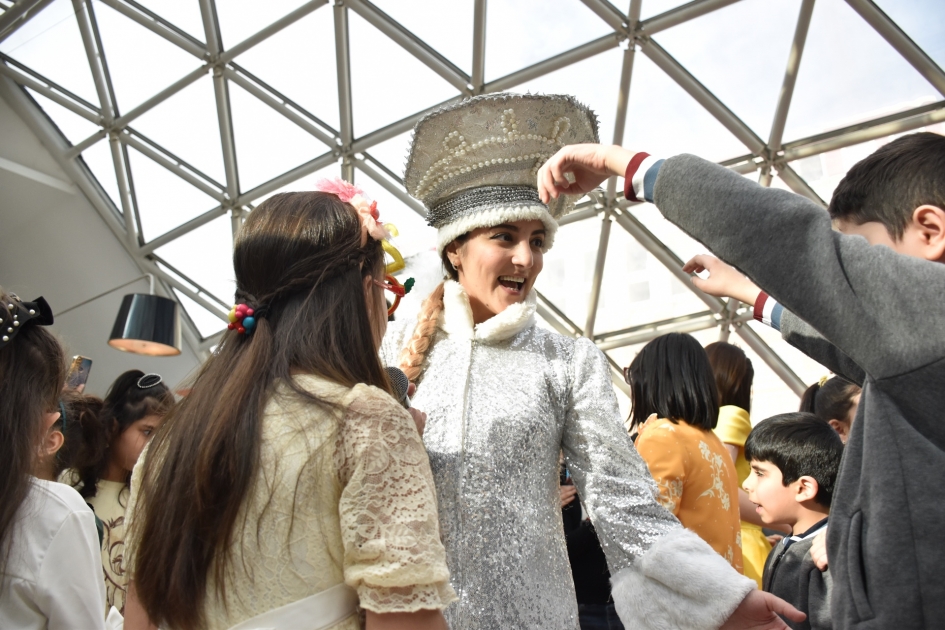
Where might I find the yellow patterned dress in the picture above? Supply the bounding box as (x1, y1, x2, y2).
(636, 415, 743, 571)
(714, 405, 771, 588)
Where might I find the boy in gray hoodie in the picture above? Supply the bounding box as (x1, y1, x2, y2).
(538, 132, 945, 629)
(744, 412, 844, 630)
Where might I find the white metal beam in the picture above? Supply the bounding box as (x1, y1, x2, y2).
(348, 0, 471, 94)
(768, 0, 815, 152)
(484, 34, 621, 93)
(471, 0, 487, 92)
(642, 0, 743, 35)
(0, 0, 53, 43)
(642, 38, 765, 155)
(334, 1, 354, 181)
(199, 0, 240, 214)
(845, 0, 945, 98)
(219, 0, 329, 64)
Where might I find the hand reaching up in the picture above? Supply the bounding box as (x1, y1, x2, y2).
(722, 590, 806, 630)
(682, 254, 762, 306)
(537, 144, 635, 203)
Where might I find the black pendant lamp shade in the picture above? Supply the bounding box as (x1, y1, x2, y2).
(108, 293, 181, 356)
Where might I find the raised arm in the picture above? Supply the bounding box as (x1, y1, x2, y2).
(683, 254, 865, 385)
(540, 145, 945, 381)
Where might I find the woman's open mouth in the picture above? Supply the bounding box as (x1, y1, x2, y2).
(498, 275, 526, 294)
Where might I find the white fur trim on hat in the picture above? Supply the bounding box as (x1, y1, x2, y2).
(435, 203, 558, 255)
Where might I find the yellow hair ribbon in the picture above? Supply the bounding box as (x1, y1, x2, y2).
(382, 223, 405, 274)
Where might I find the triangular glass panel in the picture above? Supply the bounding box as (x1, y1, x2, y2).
(154, 213, 235, 321)
(484, 0, 613, 83)
(623, 52, 749, 162)
(233, 3, 340, 132)
(228, 78, 331, 193)
(215, 0, 309, 50)
(783, 0, 941, 141)
(361, 129, 411, 181)
(372, 0, 473, 75)
(533, 216, 600, 330)
(0, 0, 100, 105)
(873, 0, 945, 69)
(25, 88, 101, 145)
(130, 74, 226, 186)
(591, 215, 706, 338)
(349, 10, 459, 137)
(507, 46, 623, 146)
(133, 0, 207, 42)
(126, 145, 222, 243)
(172, 288, 228, 338)
(655, 0, 798, 139)
(93, 1, 201, 114)
(79, 138, 122, 210)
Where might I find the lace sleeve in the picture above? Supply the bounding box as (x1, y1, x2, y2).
(336, 385, 457, 614)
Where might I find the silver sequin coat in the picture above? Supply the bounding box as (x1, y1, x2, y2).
(382, 281, 680, 629)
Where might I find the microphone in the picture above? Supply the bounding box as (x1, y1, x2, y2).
(385, 366, 411, 409)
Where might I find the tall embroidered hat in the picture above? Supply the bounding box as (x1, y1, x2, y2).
(404, 93, 599, 253)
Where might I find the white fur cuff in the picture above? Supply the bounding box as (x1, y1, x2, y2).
(435, 203, 558, 254)
(611, 528, 756, 630)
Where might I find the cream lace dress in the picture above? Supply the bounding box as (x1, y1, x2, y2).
(127, 375, 456, 630)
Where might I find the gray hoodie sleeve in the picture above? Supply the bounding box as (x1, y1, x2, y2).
(653, 154, 945, 381)
(779, 310, 865, 386)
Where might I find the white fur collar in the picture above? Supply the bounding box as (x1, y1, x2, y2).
(439, 280, 536, 342)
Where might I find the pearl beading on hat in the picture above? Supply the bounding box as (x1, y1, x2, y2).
(413, 108, 572, 201)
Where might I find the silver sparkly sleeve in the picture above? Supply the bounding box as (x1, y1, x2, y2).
(561, 337, 680, 574)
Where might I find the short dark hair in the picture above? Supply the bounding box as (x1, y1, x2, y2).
(705, 341, 753, 413)
(829, 132, 945, 239)
(626, 333, 719, 431)
(745, 412, 843, 508)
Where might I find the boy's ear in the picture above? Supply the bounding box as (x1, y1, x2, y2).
(794, 475, 820, 504)
(911, 204, 945, 262)
(42, 429, 65, 458)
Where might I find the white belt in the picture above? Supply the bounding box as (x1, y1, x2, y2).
(227, 583, 359, 630)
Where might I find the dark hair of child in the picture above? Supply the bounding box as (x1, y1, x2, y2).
(0, 288, 65, 575)
(52, 390, 105, 481)
(626, 332, 719, 431)
(65, 369, 173, 497)
(799, 376, 860, 427)
(745, 412, 844, 508)
(829, 132, 945, 238)
(704, 341, 753, 413)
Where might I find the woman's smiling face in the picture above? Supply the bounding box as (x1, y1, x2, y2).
(446, 219, 546, 325)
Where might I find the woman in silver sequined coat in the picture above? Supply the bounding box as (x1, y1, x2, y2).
(383, 93, 800, 630)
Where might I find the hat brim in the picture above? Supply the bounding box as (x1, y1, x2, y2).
(436, 203, 558, 255)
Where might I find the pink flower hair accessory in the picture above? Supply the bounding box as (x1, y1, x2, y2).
(316, 177, 391, 246)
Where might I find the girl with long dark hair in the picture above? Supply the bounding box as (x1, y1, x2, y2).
(0, 290, 105, 629)
(123, 188, 453, 630)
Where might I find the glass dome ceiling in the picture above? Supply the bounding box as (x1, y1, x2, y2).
(2, 0, 943, 418)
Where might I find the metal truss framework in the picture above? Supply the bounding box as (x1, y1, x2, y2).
(2, 0, 944, 393)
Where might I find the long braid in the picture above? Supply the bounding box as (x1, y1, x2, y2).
(399, 282, 446, 383)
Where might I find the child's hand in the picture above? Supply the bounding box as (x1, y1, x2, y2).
(722, 590, 806, 629)
(810, 529, 829, 570)
(537, 144, 634, 203)
(683, 255, 762, 306)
